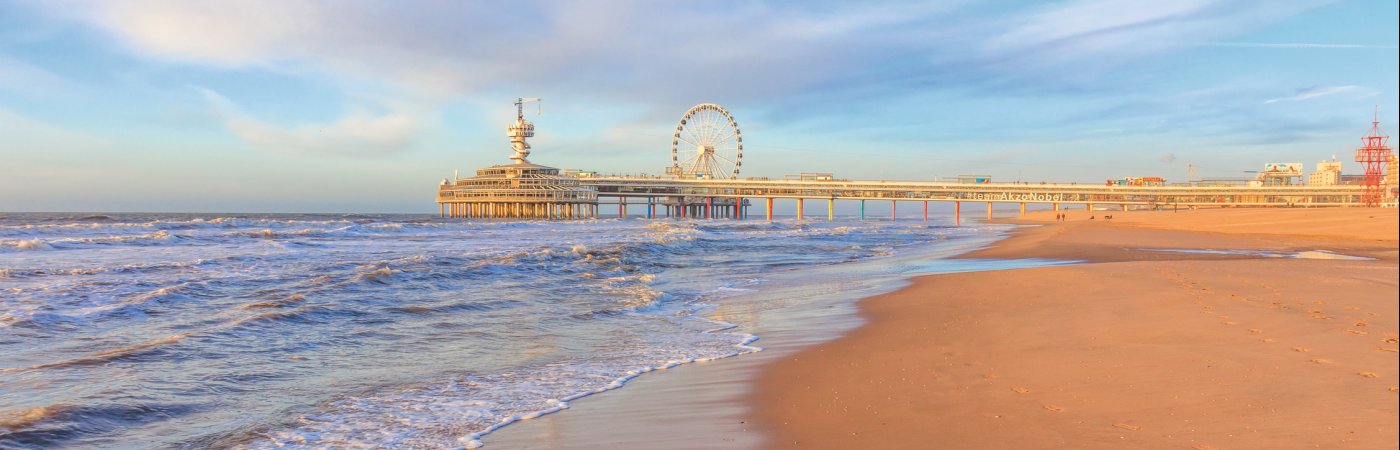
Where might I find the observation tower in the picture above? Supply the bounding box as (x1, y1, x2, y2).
(1355, 108, 1394, 207)
(437, 98, 598, 219)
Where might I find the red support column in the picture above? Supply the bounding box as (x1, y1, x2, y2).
(922, 200, 928, 222)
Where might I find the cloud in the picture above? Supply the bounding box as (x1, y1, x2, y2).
(1158, 152, 1177, 163)
(197, 87, 432, 157)
(24, 0, 1331, 154)
(1208, 42, 1400, 49)
(0, 55, 78, 97)
(1263, 85, 1363, 104)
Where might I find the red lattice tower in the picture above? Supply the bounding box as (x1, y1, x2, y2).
(1354, 108, 1393, 207)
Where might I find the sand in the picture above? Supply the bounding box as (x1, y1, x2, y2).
(756, 207, 1398, 449)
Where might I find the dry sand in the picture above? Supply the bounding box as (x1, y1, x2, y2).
(756, 208, 1398, 449)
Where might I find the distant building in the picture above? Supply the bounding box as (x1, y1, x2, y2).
(1387, 154, 1399, 200)
(1308, 159, 1343, 186)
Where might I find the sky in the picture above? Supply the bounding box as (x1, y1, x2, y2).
(1, 0, 1397, 213)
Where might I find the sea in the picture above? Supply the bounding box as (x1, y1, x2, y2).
(0, 213, 1045, 449)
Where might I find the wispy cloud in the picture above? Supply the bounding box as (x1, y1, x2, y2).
(1209, 42, 1399, 49)
(197, 87, 433, 157)
(1263, 85, 1365, 104)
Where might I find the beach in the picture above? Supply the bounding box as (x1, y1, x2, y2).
(756, 207, 1398, 449)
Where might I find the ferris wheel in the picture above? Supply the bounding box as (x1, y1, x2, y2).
(668, 103, 742, 179)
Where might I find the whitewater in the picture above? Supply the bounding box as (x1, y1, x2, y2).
(0, 213, 1005, 448)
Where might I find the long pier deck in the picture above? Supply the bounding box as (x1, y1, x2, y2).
(575, 177, 1371, 220)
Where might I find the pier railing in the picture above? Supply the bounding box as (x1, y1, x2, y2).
(576, 177, 1370, 207)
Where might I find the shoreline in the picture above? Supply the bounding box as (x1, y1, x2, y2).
(484, 207, 1397, 448)
(755, 207, 1398, 449)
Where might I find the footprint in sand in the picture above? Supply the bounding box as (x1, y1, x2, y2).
(1192, 444, 1221, 450)
(1310, 358, 1332, 364)
(1112, 423, 1141, 431)
(1259, 338, 1275, 343)
(1248, 328, 1262, 334)
(1221, 321, 1237, 326)
(1292, 347, 1309, 353)
(1389, 387, 1398, 393)
(1382, 337, 1398, 344)
(1012, 387, 1030, 394)
(1377, 347, 1397, 353)
(1043, 405, 1064, 412)
(1346, 329, 1369, 335)
(1354, 321, 1369, 327)
(1359, 372, 1378, 378)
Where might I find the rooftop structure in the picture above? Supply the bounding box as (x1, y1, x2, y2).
(1309, 159, 1343, 186)
(436, 98, 599, 219)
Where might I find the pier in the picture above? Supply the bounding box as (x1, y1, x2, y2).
(439, 100, 1391, 220)
(578, 177, 1369, 221)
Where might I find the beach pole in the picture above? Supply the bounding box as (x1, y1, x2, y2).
(647, 197, 654, 219)
(827, 199, 835, 221)
(766, 197, 774, 221)
(706, 197, 713, 219)
(679, 197, 686, 218)
(954, 201, 961, 225)
(987, 202, 993, 220)
(860, 200, 866, 220)
(1053, 202, 1059, 212)
(1086, 203, 1093, 211)
(796, 198, 804, 221)
(1020, 202, 1026, 216)
(922, 201, 928, 222)
(891, 200, 897, 221)
(736, 197, 743, 220)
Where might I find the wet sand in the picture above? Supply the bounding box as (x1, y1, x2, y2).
(756, 208, 1398, 449)
(486, 208, 1397, 449)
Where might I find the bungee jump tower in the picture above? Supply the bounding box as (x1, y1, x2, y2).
(437, 98, 599, 219)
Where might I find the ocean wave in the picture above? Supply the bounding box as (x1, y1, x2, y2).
(240, 294, 307, 309)
(221, 305, 334, 330)
(384, 299, 521, 315)
(0, 402, 196, 448)
(245, 315, 762, 450)
(1, 231, 178, 252)
(25, 334, 188, 371)
(7, 238, 52, 251)
(355, 267, 397, 283)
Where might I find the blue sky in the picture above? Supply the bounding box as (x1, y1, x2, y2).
(1, 0, 1396, 213)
